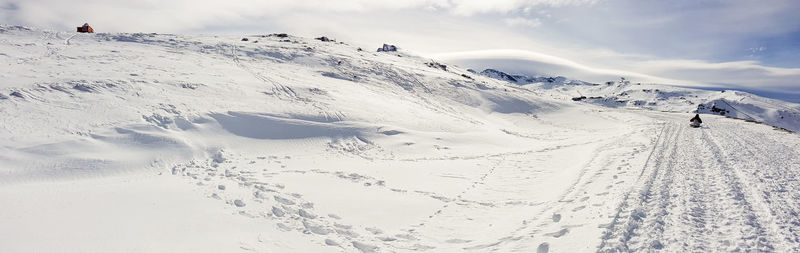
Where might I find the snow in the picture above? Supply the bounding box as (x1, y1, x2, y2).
(1, 25, 800, 252)
(476, 69, 800, 133)
(0, 174, 332, 253)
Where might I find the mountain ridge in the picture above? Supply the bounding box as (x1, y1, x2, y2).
(475, 68, 800, 132)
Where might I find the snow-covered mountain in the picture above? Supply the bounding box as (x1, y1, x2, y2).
(2, 25, 800, 253)
(472, 69, 596, 87)
(476, 68, 800, 133)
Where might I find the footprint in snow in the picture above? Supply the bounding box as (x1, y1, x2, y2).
(335, 228, 359, 238)
(365, 227, 383, 235)
(302, 220, 331, 235)
(276, 223, 292, 232)
(352, 241, 379, 253)
(298, 209, 317, 219)
(544, 228, 569, 238)
(378, 237, 397, 242)
(271, 206, 285, 217)
(334, 223, 352, 229)
(325, 239, 339, 246)
(537, 242, 549, 253)
(274, 195, 296, 205)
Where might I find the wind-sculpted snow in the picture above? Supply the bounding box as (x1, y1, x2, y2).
(208, 112, 364, 140)
(0, 124, 194, 183)
(2, 25, 800, 252)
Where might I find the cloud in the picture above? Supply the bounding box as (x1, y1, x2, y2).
(446, 0, 599, 15)
(539, 0, 800, 62)
(435, 49, 685, 84)
(634, 59, 800, 91)
(504, 17, 542, 28)
(1, 2, 18, 10)
(1, 0, 798, 99)
(436, 49, 800, 95)
(0, 0, 606, 32)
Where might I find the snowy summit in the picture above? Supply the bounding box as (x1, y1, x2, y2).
(1, 25, 800, 253)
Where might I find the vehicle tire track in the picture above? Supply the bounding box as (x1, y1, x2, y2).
(709, 121, 800, 251)
(599, 119, 782, 252)
(667, 126, 773, 251)
(598, 123, 680, 252)
(699, 124, 777, 251)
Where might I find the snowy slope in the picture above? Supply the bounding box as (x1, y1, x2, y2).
(477, 69, 800, 133)
(0, 26, 559, 182)
(2, 25, 800, 253)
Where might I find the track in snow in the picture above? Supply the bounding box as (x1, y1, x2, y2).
(599, 113, 800, 252)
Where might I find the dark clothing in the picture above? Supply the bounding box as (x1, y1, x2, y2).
(690, 114, 702, 124)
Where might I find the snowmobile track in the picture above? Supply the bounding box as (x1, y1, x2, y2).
(598, 116, 797, 252)
(710, 121, 800, 251)
(598, 123, 678, 252)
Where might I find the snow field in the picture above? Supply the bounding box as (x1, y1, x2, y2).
(2, 26, 800, 252)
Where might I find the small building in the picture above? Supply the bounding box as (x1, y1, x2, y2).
(76, 23, 94, 33)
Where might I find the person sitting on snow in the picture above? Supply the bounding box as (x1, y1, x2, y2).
(690, 114, 702, 127)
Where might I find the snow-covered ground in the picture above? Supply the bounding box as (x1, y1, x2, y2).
(1, 25, 799, 252)
(475, 69, 800, 133)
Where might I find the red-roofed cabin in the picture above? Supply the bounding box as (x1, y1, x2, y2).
(77, 23, 94, 33)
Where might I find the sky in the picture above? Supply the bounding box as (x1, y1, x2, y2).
(2, 0, 799, 100)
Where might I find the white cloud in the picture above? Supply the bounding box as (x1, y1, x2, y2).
(504, 17, 542, 28)
(435, 49, 686, 85)
(436, 49, 800, 94)
(446, 0, 599, 15)
(0, 0, 605, 32)
(1, 0, 798, 97)
(633, 59, 800, 91)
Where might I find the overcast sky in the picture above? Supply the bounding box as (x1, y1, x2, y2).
(2, 0, 799, 99)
